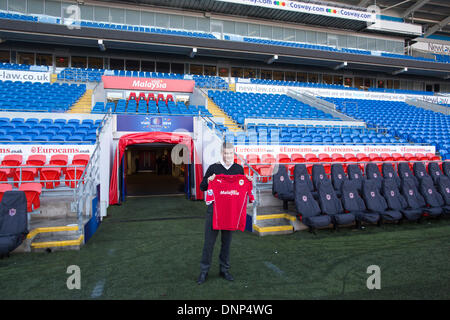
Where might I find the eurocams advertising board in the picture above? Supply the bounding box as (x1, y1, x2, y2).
(0, 144, 95, 161)
(235, 144, 436, 158)
(235, 83, 450, 105)
(215, 0, 376, 22)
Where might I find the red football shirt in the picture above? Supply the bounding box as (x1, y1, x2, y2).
(205, 174, 255, 231)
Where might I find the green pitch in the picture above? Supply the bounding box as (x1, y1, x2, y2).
(1, 195, 449, 300)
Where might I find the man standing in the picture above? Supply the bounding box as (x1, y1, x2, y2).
(197, 142, 252, 285)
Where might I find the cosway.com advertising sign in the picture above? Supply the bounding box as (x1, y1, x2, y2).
(216, 0, 376, 22)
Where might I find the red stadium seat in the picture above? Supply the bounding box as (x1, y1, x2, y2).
(318, 153, 332, 174)
(1, 155, 23, 178)
(426, 153, 440, 161)
(40, 167, 62, 189)
(234, 154, 243, 165)
(147, 93, 156, 102)
(19, 182, 42, 212)
(50, 154, 69, 175)
(138, 92, 146, 101)
(65, 167, 85, 188)
(291, 154, 305, 163)
(305, 153, 318, 174)
(277, 154, 290, 163)
(49, 154, 68, 166)
(392, 153, 404, 162)
(0, 183, 12, 202)
(128, 92, 137, 101)
(166, 94, 174, 103)
(26, 154, 46, 177)
(246, 154, 260, 165)
(13, 166, 37, 187)
(344, 153, 357, 172)
(72, 154, 90, 167)
(380, 153, 393, 162)
(261, 154, 276, 164)
(0, 169, 8, 183)
(369, 153, 383, 172)
(257, 165, 273, 183)
(403, 153, 416, 170)
(331, 153, 345, 163)
(415, 153, 427, 161)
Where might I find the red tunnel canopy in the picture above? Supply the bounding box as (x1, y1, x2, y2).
(109, 131, 203, 205)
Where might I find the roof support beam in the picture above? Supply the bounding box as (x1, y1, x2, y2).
(402, 0, 430, 18)
(424, 15, 450, 37)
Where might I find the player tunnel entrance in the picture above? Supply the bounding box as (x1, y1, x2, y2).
(124, 143, 187, 196)
(109, 132, 204, 205)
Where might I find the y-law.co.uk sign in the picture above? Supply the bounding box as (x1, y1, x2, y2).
(102, 76, 195, 92)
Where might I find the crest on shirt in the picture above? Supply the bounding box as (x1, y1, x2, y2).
(239, 179, 244, 186)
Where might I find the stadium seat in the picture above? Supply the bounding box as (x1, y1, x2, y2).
(347, 164, 364, 191)
(330, 163, 347, 194)
(293, 163, 316, 199)
(443, 162, 450, 177)
(0, 183, 13, 202)
(26, 155, 46, 177)
(341, 180, 379, 227)
(317, 180, 355, 228)
(365, 163, 383, 190)
(0, 169, 8, 182)
(311, 164, 330, 191)
(436, 176, 450, 216)
(40, 167, 62, 189)
(18, 182, 42, 212)
(1, 155, 23, 178)
(381, 179, 422, 222)
(65, 166, 85, 188)
(413, 162, 430, 182)
(362, 179, 402, 223)
(398, 162, 418, 187)
(400, 178, 428, 220)
(418, 177, 444, 217)
(272, 164, 294, 203)
(382, 163, 401, 188)
(72, 154, 90, 166)
(13, 166, 37, 187)
(294, 183, 331, 233)
(428, 162, 444, 185)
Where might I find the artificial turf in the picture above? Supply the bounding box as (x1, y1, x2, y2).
(1, 195, 449, 300)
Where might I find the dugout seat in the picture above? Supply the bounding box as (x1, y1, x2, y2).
(341, 180, 379, 227)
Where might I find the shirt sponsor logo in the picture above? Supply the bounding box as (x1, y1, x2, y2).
(220, 190, 240, 196)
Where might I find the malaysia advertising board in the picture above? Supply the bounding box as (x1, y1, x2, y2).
(116, 115, 194, 132)
(102, 76, 195, 93)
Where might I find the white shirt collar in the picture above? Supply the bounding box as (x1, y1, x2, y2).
(220, 159, 233, 170)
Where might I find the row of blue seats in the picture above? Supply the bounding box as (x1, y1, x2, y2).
(322, 97, 450, 160)
(0, 11, 216, 40)
(0, 117, 101, 144)
(242, 36, 448, 64)
(92, 101, 212, 116)
(224, 131, 403, 145)
(0, 81, 86, 112)
(248, 79, 357, 91)
(208, 90, 338, 125)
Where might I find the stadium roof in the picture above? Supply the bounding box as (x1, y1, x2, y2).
(2, 18, 449, 79)
(102, 0, 450, 38)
